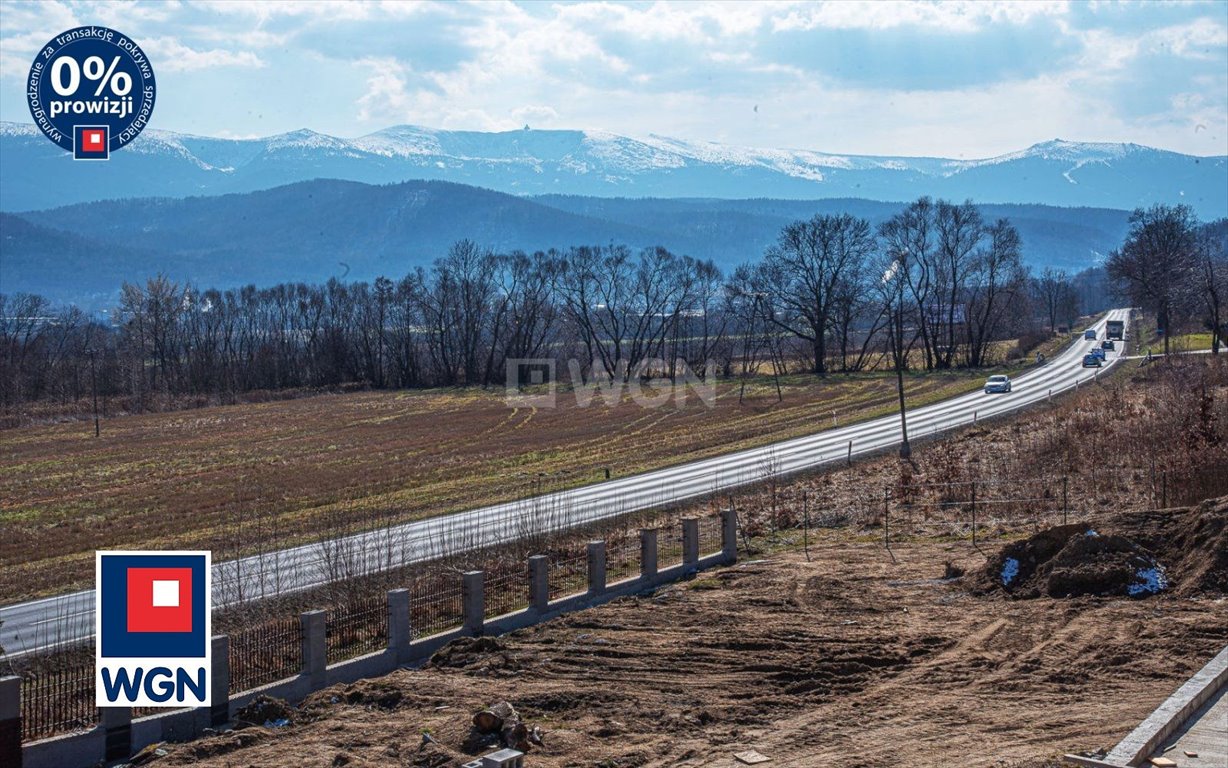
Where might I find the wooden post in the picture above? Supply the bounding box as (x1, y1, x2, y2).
(1062, 475, 1068, 525)
(883, 489, 890, 552)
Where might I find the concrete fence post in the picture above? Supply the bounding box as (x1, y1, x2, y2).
(100, 704, 132, 763)
(682, 518, 699, 567)
(528, 555, 549, 614)
(640, 529, 658, 579)
(720, 508, 738, 563)
(209, 635, 230, 726)
(387, 588, 411, 661)
(463, 571, 485, 635)
(587, 541, 607, 595)
(301, 610, 327, 690)
(0, 676, 19, 768)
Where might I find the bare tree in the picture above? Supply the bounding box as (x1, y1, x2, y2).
(1032, 267, 1077, 334)
(1195, 219, 1228, 354)
(761, 213, 875, 374)
(965, 219, 1026, 367)
(1107, 204, 1200, 356)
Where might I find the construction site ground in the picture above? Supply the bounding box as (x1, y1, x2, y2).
(152, 514, 1228, 768)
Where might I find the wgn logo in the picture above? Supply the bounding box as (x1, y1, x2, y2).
(95, 551, 211, 707)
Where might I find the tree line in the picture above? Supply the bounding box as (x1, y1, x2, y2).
(1106, 204, 1228, 356)
(1, 195, 1133, 416)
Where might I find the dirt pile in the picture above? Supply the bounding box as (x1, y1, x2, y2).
(233, 695, 295, 728)
(1111, 497, 1228, 596)
(974, 497, 1228, 598)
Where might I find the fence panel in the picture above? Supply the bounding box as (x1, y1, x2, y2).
(658, 527, 684, 568)
(484, 566, 530, 619)
(605, 536, 640, 583)
(229, 616, 303, 694)
(7, 642, 97, 742)
(548, 550, 589, 600)
(410, 572, 464, 640)
(325, 594, 388, 664)
(697, 513, 724, 556)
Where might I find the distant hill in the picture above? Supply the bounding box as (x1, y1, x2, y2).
(2, 121, 1223, 218)
(1, 179, 1132, 309)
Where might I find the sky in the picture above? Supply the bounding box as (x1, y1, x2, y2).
(1, 0, 1226, 159)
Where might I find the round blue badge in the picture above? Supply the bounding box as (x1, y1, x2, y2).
(26, 26, 156, 159)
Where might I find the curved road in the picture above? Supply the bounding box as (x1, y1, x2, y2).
(0, 309, 1131, 657)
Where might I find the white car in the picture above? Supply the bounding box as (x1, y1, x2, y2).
(984, 374, 1012, 394)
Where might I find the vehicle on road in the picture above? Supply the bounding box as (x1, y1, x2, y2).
(984, 374, 1012, 394)
(1082, 353, 1103, 367)
(1102, 339, 1115, 351)
(1106, 320, 1124, 340)
(1084, 329, 1098, 340)
(1091, 347, 1106, 360)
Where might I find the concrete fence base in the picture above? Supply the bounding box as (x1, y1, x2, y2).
(17, 514, 739, 768)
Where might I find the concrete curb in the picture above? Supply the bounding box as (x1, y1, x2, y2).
(1103, 644, 1228, 766)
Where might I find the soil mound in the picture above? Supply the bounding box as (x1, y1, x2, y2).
(1110, 497, 1228, 596)
(234, 695, 295, 729)
(973, 496, 1228, 598)
(977, 524, 1168, 599)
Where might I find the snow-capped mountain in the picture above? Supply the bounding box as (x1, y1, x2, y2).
(0, 121, 1224, 217)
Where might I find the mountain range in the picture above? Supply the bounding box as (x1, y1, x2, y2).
(1, 121, 1224, 217)
(3, 178, 1133, 309)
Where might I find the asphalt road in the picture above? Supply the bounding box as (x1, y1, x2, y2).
(0, 308, 1132, 658)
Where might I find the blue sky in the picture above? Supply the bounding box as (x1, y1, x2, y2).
(1, 0, 1225, 158)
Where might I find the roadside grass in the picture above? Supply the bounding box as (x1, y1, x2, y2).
(1168, 333, 1215, 352)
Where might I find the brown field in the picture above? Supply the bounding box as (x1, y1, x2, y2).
(150, 523, 1228, 768)
(1, 369, 995, 602)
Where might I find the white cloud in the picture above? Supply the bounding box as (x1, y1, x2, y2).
(355, 57, 414, 122)
(142, 37, 265, 71)
(0, 0, 80, 80)
(510, 104, 560, 126)
(773, 0, 1070, 33)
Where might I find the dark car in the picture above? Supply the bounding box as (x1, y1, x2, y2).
(1102, 339, 1115, 350)
(1082, 353, 1102, 367)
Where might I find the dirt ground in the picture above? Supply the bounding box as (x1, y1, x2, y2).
(152, 516, 1228, 768)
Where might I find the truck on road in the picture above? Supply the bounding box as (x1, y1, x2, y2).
(1106, 320, 1124, 340)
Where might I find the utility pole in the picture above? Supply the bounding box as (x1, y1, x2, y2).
(885, 253, 911, 460)
(88, 347, 100, 438)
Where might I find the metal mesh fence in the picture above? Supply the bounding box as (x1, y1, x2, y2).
(326, 594, 388, 664)
(657, 525, 684, 568)
(7, 642, 97, 742)
(229, 615, 303, 693)
(484, 566, 530, 619)
(880, 476, 1091, 542)
(698, 513, 724, 555)
(548, 550, 589, 600)
(605, 536, 640, 583)
(409, 572, 464, 640)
